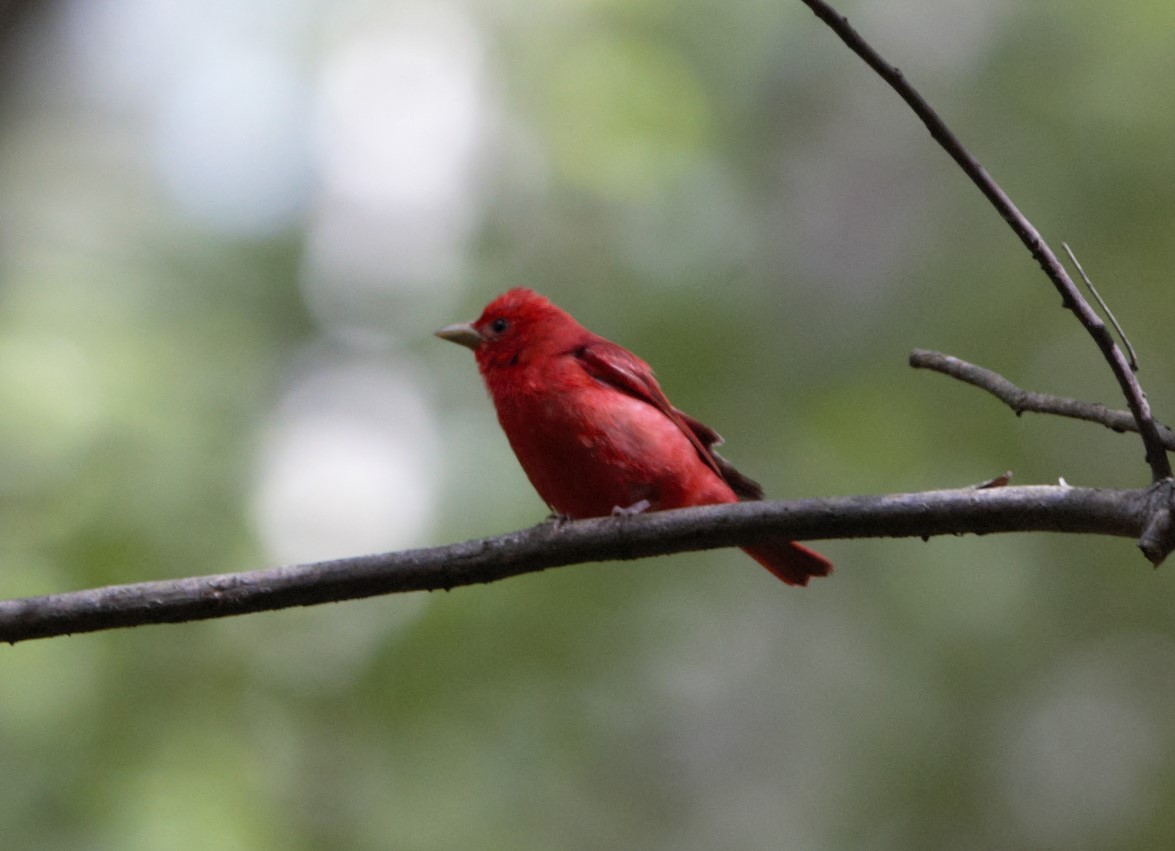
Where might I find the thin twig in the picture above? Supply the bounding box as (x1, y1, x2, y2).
(1062, 242, 1139, 371)
(798, 0, 1172, 482)
(0, 486, 1156, 644)
(910, 349, 1175, 450)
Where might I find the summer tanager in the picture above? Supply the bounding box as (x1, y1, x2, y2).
(436, 288, 832, 586)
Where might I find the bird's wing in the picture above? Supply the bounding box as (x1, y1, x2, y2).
(676, 411, 764, 500)
(574, 339, 763, 499)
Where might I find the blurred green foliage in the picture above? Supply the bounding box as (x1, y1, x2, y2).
(3, 1, 1175, 849)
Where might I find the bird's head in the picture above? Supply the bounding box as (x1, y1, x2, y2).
(436, 288, 581, 372)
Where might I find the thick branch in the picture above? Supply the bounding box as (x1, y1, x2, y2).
(910, 349, 1175, 451)
(798, 0, 1172, 482)
(0, 485, 1157, 644)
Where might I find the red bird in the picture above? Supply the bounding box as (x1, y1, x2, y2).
(436, 288, 832, 586)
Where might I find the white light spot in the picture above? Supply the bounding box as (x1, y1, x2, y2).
(301, 5, 493, 333)
(251, 353, 437, 565)
(152, 48, 312, 235)
(314, 10, 486, 211)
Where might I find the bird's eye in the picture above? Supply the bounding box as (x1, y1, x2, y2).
(490, 317, 510, 334)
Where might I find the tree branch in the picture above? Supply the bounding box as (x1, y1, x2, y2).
(909, 349, 1175, 450)
(0, 485, 1164, 644)
(3, 4, 1170, 647)
(798, 0, 1172, 482)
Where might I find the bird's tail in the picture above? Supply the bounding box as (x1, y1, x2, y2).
(742, 541, 833, 587)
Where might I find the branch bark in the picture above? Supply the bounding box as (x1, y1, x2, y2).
(0, 485, 1157, 644)
(798, 0, 1172, 482)
(910, 349, 1175, 450)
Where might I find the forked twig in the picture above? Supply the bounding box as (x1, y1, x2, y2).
(910, 349, 1175, 451)
(1062, 242, 1139, 371)
(798, 0, 1172, 482)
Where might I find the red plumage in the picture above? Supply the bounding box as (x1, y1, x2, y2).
(437, 288, 832, 586)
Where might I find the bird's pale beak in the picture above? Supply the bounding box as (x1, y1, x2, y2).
(435, 321, 483, 350)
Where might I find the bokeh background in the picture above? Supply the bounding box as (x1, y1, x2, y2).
(3, 0, 1175, 848)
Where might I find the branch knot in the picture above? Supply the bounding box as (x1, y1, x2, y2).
(1138, 478, 1175, 566)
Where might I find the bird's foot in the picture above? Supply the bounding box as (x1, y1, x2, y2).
(611, 499, 652, 517)
(544, 511, 574, 530)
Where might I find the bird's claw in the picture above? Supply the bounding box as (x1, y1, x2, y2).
(544, 512, 573, 530)
(611, 499, 652, 517)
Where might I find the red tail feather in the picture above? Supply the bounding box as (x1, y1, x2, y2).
(743, 541, 833, 587)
